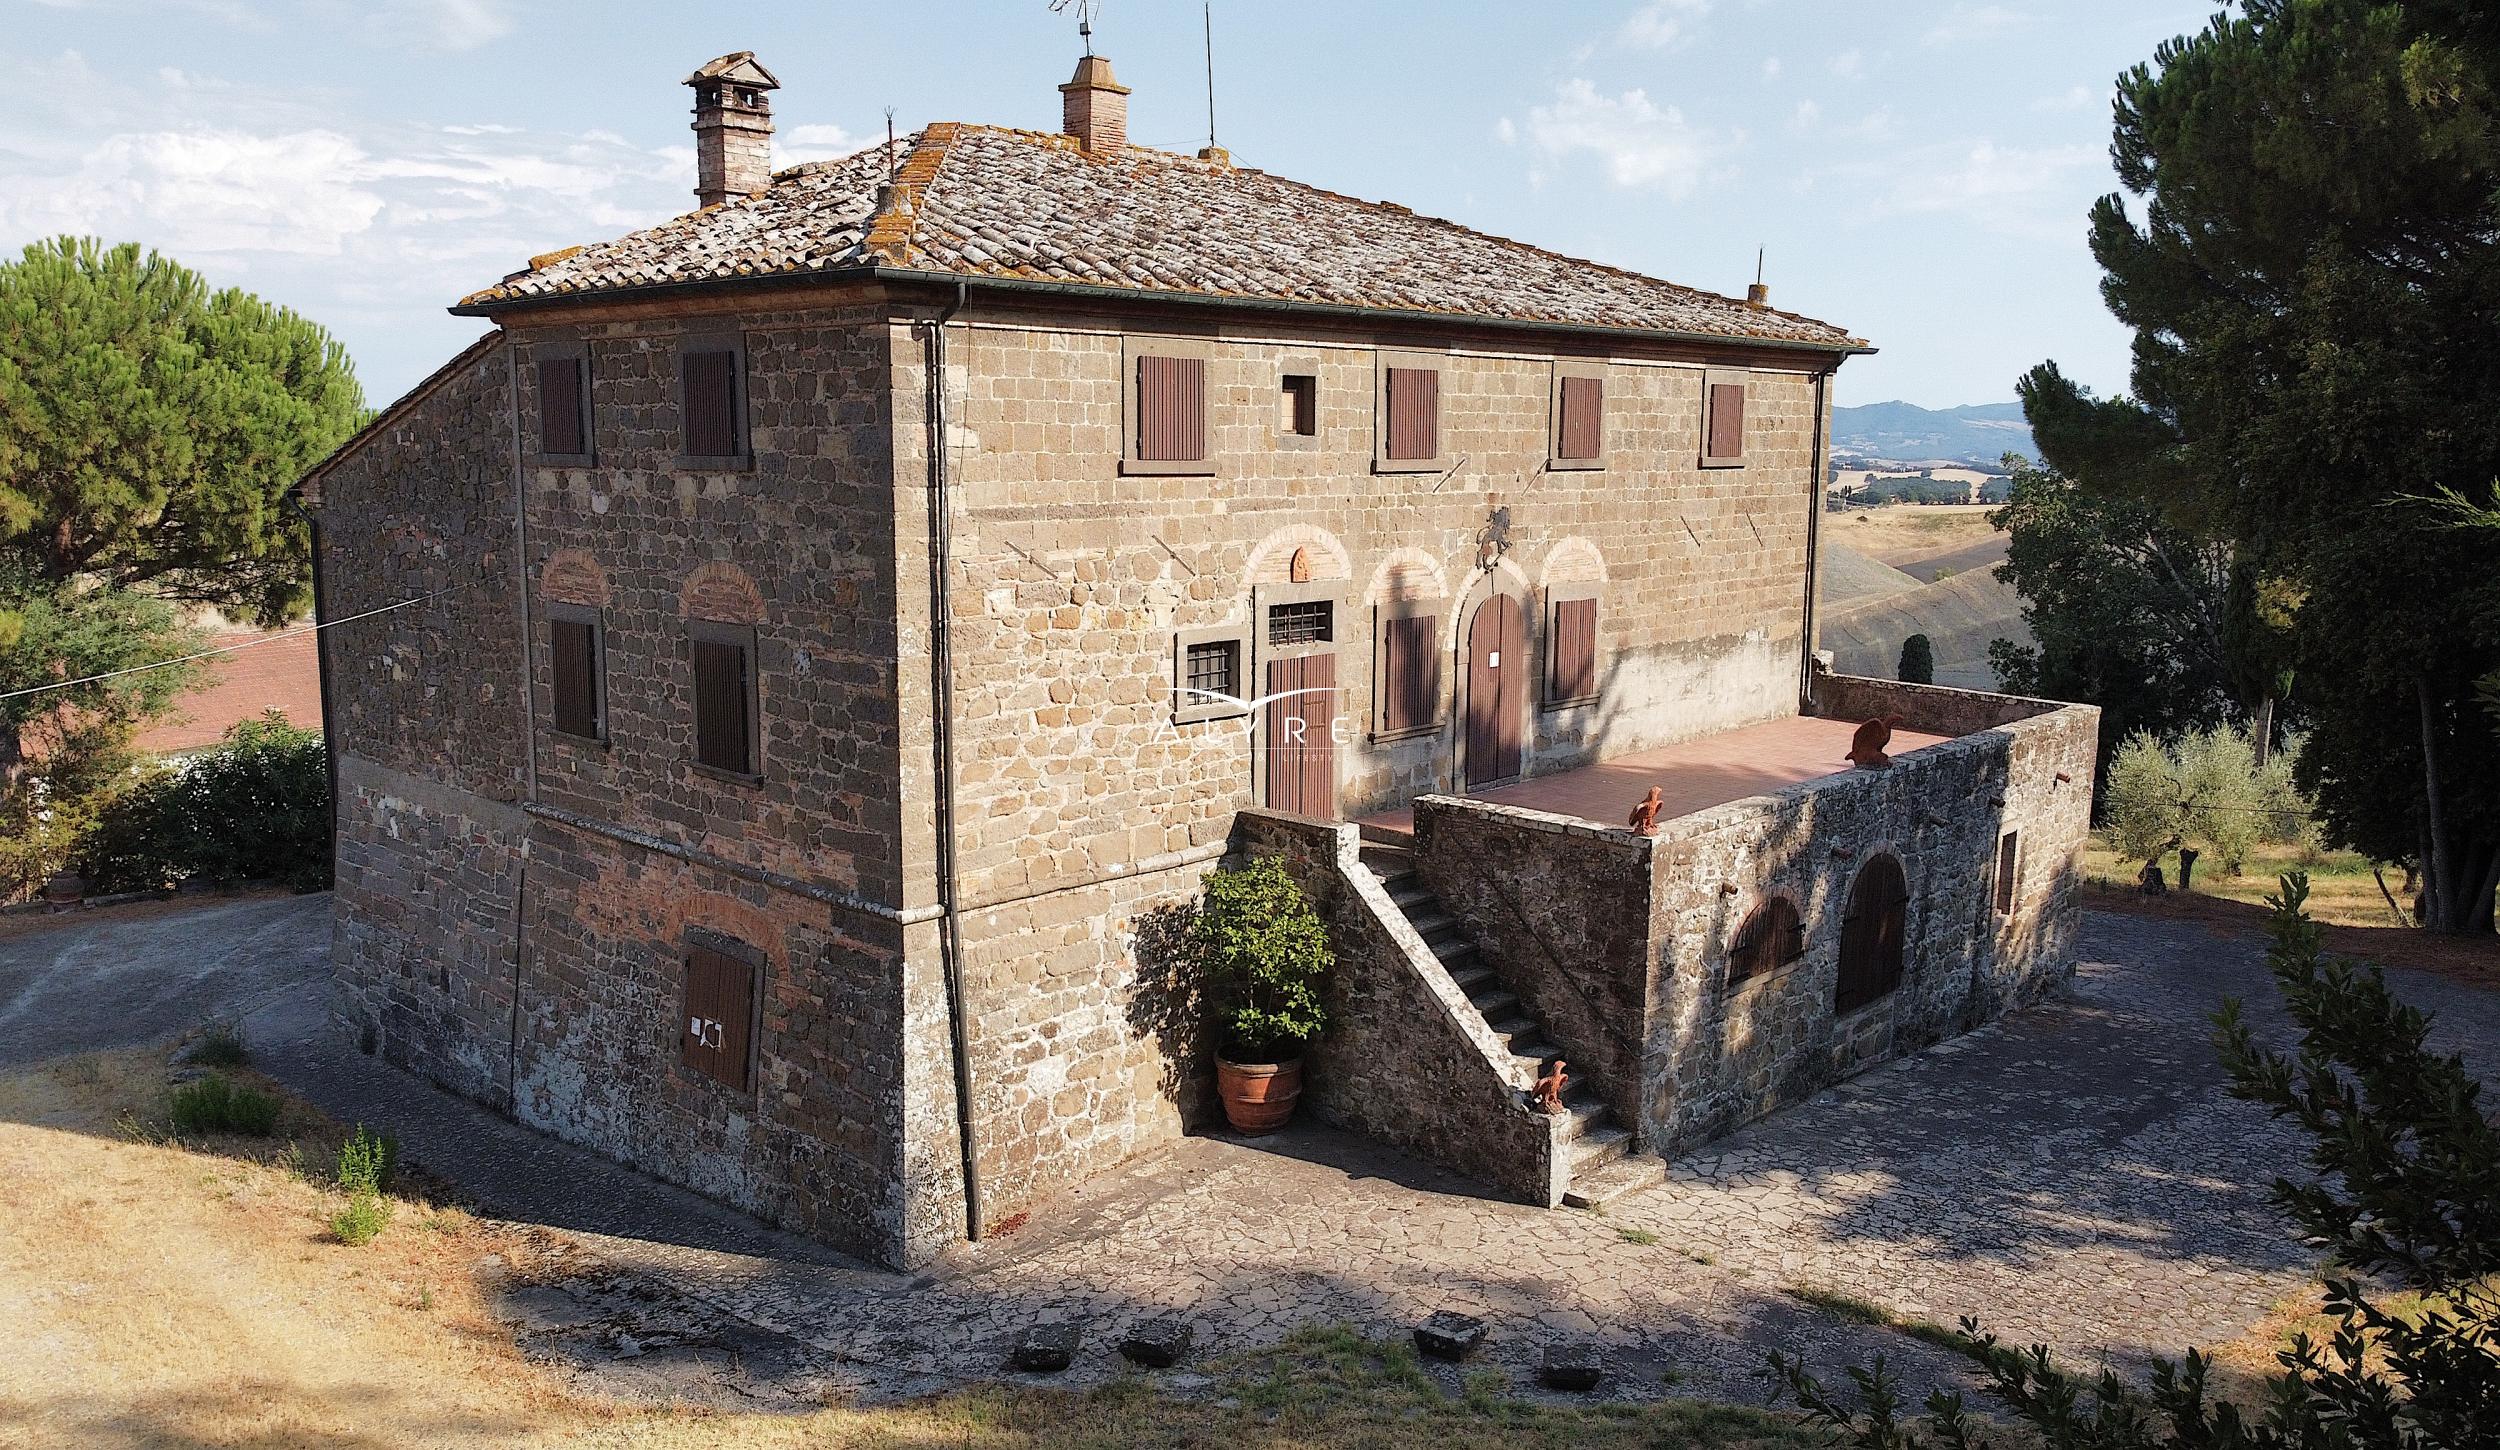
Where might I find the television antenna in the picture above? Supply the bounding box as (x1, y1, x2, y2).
(1049, 0, 1101, 56)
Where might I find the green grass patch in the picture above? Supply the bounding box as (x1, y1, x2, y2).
(186, 1022, 249, 1069)
(1615, 1226, 1660, 1246)
(1782, 1284, 1969, 1355)
(336, 1124, 397, 1196)
(167, 1073, 282, 1137)
(329, 1190, 391, 1246)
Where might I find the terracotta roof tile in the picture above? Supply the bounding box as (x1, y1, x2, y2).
(458, 126, 1863, 350)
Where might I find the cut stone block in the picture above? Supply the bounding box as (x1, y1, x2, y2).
(1118, 1317, 1193, 1368)
(1414, 1310, 1487, 1361)
(1010, 1322, 1079, 1373)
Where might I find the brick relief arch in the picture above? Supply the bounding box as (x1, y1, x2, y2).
(539, 550, 612, 609)
(1242, 525, 1351, 588)
(680, 561, 766, 624)
(1538, 536, 1609, 589)
(1364, 547, 1448, 608)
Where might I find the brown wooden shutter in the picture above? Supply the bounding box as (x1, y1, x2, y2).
(1558, 375, 1603, 461)
(1729, 896, 1803, 985)
(1263, 653, 1336, 817)
(539, 356, 585, 457)
(550, 617, 598, 738)
(1382, 614, 1440, 733)
(1551, 597, 1597, 702)
(682, 349, 740, 458)
(1708, 381, 1747, 462)
(1994, 832, 2019, 914)
(681, 946, 756, 1091)
(1386, 367, 1440, 460)
(1136, 355, 1206, 462)
(691, 635, 753, 774)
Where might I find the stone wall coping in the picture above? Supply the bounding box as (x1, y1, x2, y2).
(1411, 794, 1659, 857)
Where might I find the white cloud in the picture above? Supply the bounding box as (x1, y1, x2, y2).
(1494, 116, 1518, 146)
(1828, 49, 1864, 78)
(1761, 57, 1783, 81)
(1789, 100, 1820, 132)
(1923, 3, 2026, 47)
(781, 123, 862, 160)
(1619, 0, 1709, 50)
(366, 0, 510, 51)
(1518, 79, 1725, 196)
(2032, 84, 2100, 113)
(1856, 140, 2105, 238)
(4, 130, 383, 255)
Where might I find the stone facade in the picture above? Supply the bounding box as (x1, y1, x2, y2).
(307, 268, 1955, 1264)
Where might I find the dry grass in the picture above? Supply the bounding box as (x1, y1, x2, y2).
(1831, 504, 2002, 565)
(0, 1046, 1830, 1450)
(2082, 834, 2500, 988)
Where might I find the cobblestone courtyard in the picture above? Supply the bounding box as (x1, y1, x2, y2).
(5, 900, 2495, 1405)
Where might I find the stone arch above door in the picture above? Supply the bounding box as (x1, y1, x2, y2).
(1244, 525, 1351, 589)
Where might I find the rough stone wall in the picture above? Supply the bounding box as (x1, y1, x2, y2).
(1814, 672, 2061, 738)
(883, 308, 1831, 1224)
(514, 820, 911, 1260)
(1241, 812, 1565, 1206)
(1644, 689, 2100, 1153)
(313, 340, 531, 1108)
(1409, 798, 1658, 1131)
(511, 307, 905, 903)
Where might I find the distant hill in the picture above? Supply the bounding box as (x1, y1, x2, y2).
(1833, 401, 2036, 469)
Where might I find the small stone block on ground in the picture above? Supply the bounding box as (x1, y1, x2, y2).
(1010, 1322, 1079, 1373)
(1118, 1317, 1192, 1368)
(1539, 1342, 1607, 1392)
(1561, 1154, 1668, 1210)
(1414, 1310, 1487, 1361)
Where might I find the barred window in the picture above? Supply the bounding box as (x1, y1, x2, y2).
(1268, 600, 1333, 647)
(1185, 638, 1239, 703)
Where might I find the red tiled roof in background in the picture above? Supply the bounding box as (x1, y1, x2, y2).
(133, 628, 323, 756)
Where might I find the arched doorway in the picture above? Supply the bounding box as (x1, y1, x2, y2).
(1464, 592, 1525, 788)
(1835, 854, 1909, 1013)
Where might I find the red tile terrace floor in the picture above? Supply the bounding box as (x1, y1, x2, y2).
(1359, 713, 1953, 837)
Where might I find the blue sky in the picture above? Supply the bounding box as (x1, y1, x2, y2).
(2, 0, 2215, 410)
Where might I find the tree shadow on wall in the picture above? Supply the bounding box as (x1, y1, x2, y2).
(1127, 899, 1215, 1127)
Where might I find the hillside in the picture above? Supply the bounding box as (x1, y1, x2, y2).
(1832, 400, 2036, 469)
(1817, 505, 2030, 691)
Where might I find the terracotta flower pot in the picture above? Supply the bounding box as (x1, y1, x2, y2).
(41, 871, 85, 907)
(1216, 1056, 1304, 1136)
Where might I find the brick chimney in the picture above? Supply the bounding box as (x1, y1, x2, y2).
(1059, 55, 1130, 153)
(685, 52, 781, 209)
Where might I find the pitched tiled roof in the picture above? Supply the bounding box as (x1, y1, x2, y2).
(457, 124, 1864, 351)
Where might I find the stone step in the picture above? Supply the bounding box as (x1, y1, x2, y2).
(1556, 1091, 1610, 1139)
(1562, 1152, 1668, 1210)
(1448, 962, 1498, 996)
(1389, 882, 1434, 912)
(1408, 911, 1461, 944)
(1488, 1015, 1539, 1044)
(1468, 987, 1519, 1021)
(1428, 936, 1476, 968)
(1506, 1036, 1556, 1068)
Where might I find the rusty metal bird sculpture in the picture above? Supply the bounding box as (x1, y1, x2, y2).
(1846, 715, 1900, 770)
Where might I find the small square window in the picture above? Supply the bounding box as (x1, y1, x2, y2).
(1268, 600, 1333, 647)
(1185, 638, 1239, 702)
(1280, 374, 1317, 437)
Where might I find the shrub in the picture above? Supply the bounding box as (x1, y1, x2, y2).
(1185, 856, 1333, 1062)
(337, 1124, 397, 1196)
(82, 713, 330, 894)
(1897, 634, 1935, 685)
(185, 1022, 249, 1068)
(167, 1074, 282, 1137)
(1773, 874, 2500, 1447)
(330, 1191, 390, 1246)
(2105, 723, 2316, 876)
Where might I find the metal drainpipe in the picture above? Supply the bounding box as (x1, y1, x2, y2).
(921, 280, 985, 1242)
(1799, 366, 1831, 714)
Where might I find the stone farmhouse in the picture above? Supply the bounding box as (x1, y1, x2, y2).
(298, 51, 2098, 1268)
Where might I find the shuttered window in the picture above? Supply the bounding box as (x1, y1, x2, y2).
(538, 354, 587, 458)
(1556, 375, 1603, 462)
(681, 346, 743, 459)
(1135, 354, 1207, 462)
(1705, 379, 1747, 465)
(1379, 613, 1441, 735)
(1385, 366, 1440, 461)
(680, 945, 757, 1091)
(1994, 832, 2020, 915)
(1549, 597, 1597, 703)
(549, 614, 602, 740)
(1729, 896, 1805, 985)
(1835, 855, 1909, 1013)
(691, 629, 755, 776)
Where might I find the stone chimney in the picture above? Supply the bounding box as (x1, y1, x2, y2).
(1746, 282, 1772, 309)
(1059, 55, 1130, 154)
(685, 52, 781, 209)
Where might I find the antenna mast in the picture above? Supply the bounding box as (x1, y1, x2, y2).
(1049, 0, 1100, 56)
(1204, 2, 1219, 150)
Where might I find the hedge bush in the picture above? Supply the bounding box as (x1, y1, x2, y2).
(82, 712, 329, 894)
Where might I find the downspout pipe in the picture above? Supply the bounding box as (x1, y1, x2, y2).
(920, 280, 984, 1241)
(1799, 366, 1831, 714)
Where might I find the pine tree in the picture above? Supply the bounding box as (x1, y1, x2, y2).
(1897, 634, 1935, 686)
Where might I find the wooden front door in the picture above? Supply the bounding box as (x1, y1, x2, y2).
(1263, 652, 1337, 817)
(1465, 594, 1524, 788)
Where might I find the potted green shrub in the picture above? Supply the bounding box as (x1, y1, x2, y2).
(1187, 855, 1334, 1135)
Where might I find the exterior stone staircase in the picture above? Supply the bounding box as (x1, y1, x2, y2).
(1360, 844, 1665, 1209)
